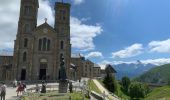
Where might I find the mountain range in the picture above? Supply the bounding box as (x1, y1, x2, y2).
(135, 64, 170, 84)
(113, 60, 156, 79)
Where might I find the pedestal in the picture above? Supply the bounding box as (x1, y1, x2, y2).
(59, 80, 68, 93)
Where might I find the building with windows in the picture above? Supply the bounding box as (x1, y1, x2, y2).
(71, 54, 85, 80)
(83, 59, 94, 78)
(93, 64, 101, 77)
(0, 56, 13, 81)
(12, 0, 71, 81)
(101, 64, 117, 78)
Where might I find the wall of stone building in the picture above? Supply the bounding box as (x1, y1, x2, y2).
(93, 67, 101, 77)
(0, 56, 13, 81)
(83, 60, 94, 78)
(71, 58, 84, 80)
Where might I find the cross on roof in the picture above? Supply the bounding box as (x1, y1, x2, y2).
(45, 18, 47, 23)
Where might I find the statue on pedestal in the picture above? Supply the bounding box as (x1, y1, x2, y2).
(58, 54, 68, 93)
(58, 54, 67, 81)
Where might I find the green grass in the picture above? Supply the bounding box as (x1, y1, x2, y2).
(135, 64, 170, 83)
(98, 79, 130, 100)
(145, 86, 170, 100)
(88, 79, 102, 94)
(21, 91, 89, 100)
(115, 82, 130, 100)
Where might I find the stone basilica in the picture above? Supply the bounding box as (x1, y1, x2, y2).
(12, 0, 71, 81)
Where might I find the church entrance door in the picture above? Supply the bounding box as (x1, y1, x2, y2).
(21, 69, 26, 80)
(39, 69, 46, 80)
(39, 63, 47, 80)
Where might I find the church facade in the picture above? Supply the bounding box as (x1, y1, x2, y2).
(12, 0, 71, 81)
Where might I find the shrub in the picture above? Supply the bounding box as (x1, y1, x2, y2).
(121, 76, 131, 92)
(129, 82, 149, 99)
(103, 73, 117, 93)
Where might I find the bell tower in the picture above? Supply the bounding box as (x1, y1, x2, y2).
(54, 2, 71, 79)
(13, 0, 39, 80)
(17, 0, 39, 35)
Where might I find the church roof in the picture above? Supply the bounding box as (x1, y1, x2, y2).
(34, 22, 56, 33)
(105, 64, 117, 73)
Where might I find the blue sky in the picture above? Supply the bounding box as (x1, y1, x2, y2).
(0, 0, 170, 67)
(66, 0, 170, 65)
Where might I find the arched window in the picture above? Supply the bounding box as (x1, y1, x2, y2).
(60, 41, 64, 49)
(38, 39, 42, 51)
(39, 38, 50, 51)
(24, 38, 28, 47)
(43, 38, 47, 51)
(47, 39, 50, 51)
(23, 52, 27, 62)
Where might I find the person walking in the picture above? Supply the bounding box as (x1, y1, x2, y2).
(13, 79, 17, 88)
(16, 82, 23, 96)
(0, 82, 7, 100)
(35, 84, 40, 93)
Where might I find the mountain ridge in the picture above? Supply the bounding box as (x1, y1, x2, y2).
(113, 60, 157, 79)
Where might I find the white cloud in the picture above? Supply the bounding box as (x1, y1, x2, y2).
(99, 58, 170, 68)
(0, 0, 20, 49)
(0, 49, 13, 56)
(0, 0, 54, 50)
(37, 0, 54, 26)
(85, 51, 103, 58)
(73, 0, 84, 5)
(141, 58, 170, 66)
(98, 60, 113, 69)
(112, 43, 143, 58)
(70, 17, 103, 51)
(0, 0, 102, 52)
(149, 39, 170, 53)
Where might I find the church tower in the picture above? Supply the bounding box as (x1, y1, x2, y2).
(54, 2, 71, 79)
(13, 0, 39, 80)
(13, 0, 72, 81)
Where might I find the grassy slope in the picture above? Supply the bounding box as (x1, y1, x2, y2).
(88, 79, 102, 94)
(136, 64, 170, 83)
(145, 86, 170, 100)
(98, 79, 130, 100)
(116, 83, 130, 100)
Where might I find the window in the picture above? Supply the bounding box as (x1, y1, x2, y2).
(24, 38, 28, 47)
(42, 38, 47, 51)
(60, 41, 64, 49)
(24, 6, 32, 16)
(47, 39, 50, 51)
(59, 9, 66, 20)
(39, 38, 51, 51)
(38, 39, 42, 51)
(24, 24, 30, 33)
(23, 52, 27, 62)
